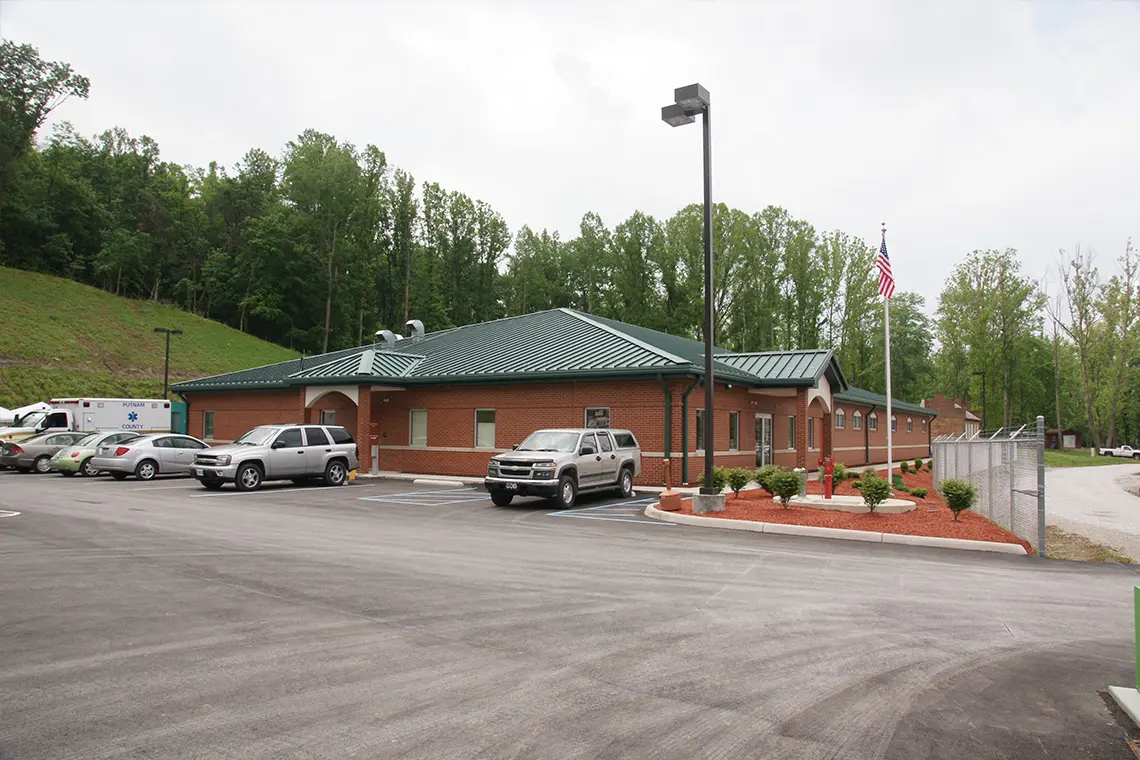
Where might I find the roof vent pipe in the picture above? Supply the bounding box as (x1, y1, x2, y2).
(405, 319, 424, 341)
(374, 329, 397, 350)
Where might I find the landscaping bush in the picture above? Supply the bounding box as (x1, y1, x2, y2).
(852, 479, 862, 490)
(939, 478, 978, 521)
(696, 466, 728, 493)
(833, 463, 849, 482)
(726, 468, 750, 496)
(859, 472, 892, 513)
(754, 464, 781, 495)
(891, 473, 905, 490)
(900, 461, 910, 474)
(910, 487, 928, 499)
(768, 470, 802, 507)
(925, 459, 933, 472)
(914, 458, 923, 470)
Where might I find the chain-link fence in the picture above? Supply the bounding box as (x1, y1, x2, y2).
(932, 415, 1046, 554)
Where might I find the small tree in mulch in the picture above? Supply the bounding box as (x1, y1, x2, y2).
(725, 468, 750, 496)
(913, 458, 923, 470)
(891, 473, 910, 493)
(859, 472, 892, 513)
(939, 478, 978, 521)
(910, 487, 928, 499)
(754, 464, 781, 495)
(925, 459, 934, 472)
(768, 470, 802, 508)
(833, 463, 849, 482)
(900, 461, 910, 474)
(697, 466, 728, 493)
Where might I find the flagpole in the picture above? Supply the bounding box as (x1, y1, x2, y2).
(882, 222, 893, 485)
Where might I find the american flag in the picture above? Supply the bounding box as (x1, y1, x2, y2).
(876, 227, 895, 298)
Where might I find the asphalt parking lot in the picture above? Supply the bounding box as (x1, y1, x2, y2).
(2, 468, 1140, 759)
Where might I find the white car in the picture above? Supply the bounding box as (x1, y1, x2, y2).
(1099, 445, 1140, 459)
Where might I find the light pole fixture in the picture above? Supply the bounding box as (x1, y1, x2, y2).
(971, 370, 987, 432)
(154, 327, 184, 399)
(662, 83, 720, 506)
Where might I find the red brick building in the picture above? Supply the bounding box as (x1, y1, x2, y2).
(174, 309, 935, 485)
(921, 393, 982, 438)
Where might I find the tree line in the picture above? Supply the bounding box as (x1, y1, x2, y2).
(1, 41, 1136, 445)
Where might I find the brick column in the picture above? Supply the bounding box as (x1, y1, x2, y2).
(822, 411, 833, 460)
(796, 388, 808, 470)
(357, 385, 372, 473)
(297, 386, 307, 424)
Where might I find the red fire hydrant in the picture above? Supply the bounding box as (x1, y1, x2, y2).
(823, 457, 835, 499)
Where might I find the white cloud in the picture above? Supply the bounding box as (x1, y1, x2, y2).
(4, 0, 1138, 308)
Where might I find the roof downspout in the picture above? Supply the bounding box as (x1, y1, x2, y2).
(657, 375, 672, 486)
(865, 404, 877, 466)
(681, 377, 701, 485)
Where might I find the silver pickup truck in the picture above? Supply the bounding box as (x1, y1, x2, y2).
(484, 428, 641, 508)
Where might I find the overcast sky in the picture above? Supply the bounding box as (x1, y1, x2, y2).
(3, 0, 1138, 311)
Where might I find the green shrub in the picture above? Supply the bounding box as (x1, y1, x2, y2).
(925, 459, 933, 472)
(910, 487, 928, 499)
(914, 458, 924, 470)
(900, 461, 910, 474)
(833, 463, 849, 482)
(892, 473, 905, 490)
(754, 464, 781, 495)
(859, 472, 892, 513)
(939, 478, 977, 521)
(726, 468, 750, 496)
(852, 480, 862, 490)
(768, 470, 802, 507)
(696, 466, 728, 493)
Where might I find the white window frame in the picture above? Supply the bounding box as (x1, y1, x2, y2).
(869, 412, 878, 431)
(891, 415, 897, 433)
(409, 409, 428, 447)
(319, 409, 336, 426)
(728, 411, 739, 451)
(853, 410, 862, 430)
(203, 410, 215, 440)
(788, 416, 796, 449)
(907, 416, 913, 433)
(835, 409, 845, 430)
(584, 407, 611, 428)
(808, 416, 815, 450)
(921, 418, 927, 432)
(474, 408, 496, 449)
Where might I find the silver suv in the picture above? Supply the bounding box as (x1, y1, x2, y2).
(484, 428, 642, 508)
(193, 424, 359, 492)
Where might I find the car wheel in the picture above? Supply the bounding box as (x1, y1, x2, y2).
(200, 479, 224, 491)
(34, 455, 52, 474)
(556, 474, 577, 509)
(111, 471, 128, 481)
(60, 470, 76, 477)
(134, 459, 158, 481)
(235, 463, 263, 492)
(323, 459, 347, 487)
(618, 467, 634, 498)
(490, 492, 514, 506)
(81, 458, 99, 477)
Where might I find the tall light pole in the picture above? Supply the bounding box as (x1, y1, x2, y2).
(662, 83, 721, 510)
(971, 370, 987, 432)
(154, 327, 183, 399)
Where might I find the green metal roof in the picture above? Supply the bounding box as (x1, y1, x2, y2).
(173, 308, 849, 394)
(833, 386, 934, 416)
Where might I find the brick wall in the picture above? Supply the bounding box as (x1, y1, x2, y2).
(831, 402, 933, 466)
(185, 389, 302, 442)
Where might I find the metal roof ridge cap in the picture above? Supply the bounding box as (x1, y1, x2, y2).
(287, 350, 362, 378)
(356, 349, 376, 375)
(560, 308, 689, 365)
(398, 356, 425, 377)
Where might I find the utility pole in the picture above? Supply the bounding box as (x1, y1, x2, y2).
(153, 327, 184, 398)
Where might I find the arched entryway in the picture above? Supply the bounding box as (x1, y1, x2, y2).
(304, 387, 359, 436)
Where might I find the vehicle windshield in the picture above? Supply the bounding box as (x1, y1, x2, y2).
(76, 432, 101, 446)
(516, 431, 579, 453)
(17, 411, 46, 428)
(234, 427, 279, 446)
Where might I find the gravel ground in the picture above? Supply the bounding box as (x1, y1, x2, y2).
(1047, 463, 1140, 560)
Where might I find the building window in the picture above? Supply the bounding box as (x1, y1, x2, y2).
(891, 415, 897, 433)
(319, 409, 336, 426)
(853, 410, 862, 430)
(203, 411, 215, 440)
(869, 413, 878, 431)
(808, 417, 815, 449)
(696, 409, 705, 451)
(585, 407, 610, 428)
(410, 409, 428, 447)
(728, 412, 739, 451)
(921, 418, 927, 433)
(907, 417, 913, 433)
(835, 409, 845, 429)
(788, 416, 796, 449)
(475, 409, 496, 448)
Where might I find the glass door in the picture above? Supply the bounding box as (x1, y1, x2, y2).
(755, 414, 773, 466)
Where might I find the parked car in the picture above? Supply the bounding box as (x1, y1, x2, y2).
(484, 428, 642, 508)
(191, 424, 359, 492)
(89, 434, 208, 481)
(0, 432, 87, 473)
(1099, 445, 1140, 459)
(50, 430, 142, 477)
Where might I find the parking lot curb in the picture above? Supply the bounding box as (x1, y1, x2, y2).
(643, 505, 1028, 555)
(357, 472, 483, 488)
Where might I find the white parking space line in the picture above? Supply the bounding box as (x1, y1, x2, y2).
(0, 509, 20, 518)
(548, 497, 671, 526)
(358, 488, 489, 507)
(131, 485, 201, 492)
(188, 483, 378, 498)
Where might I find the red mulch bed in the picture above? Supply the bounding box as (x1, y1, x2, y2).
(678, 467, 1034, 554)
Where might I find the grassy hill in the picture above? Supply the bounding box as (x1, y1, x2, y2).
(0, 267, 299, 408)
